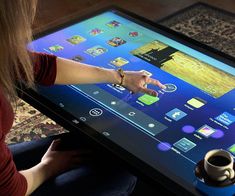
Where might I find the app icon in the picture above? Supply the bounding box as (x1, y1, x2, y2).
(129, 31, 139, 37)
(166, 108, 187, 121)
(102, 131, 110, 137)
(66, 35, 86, 45)
(112, 84, 126, 91)
(215, 112, 235, 126)
(187, 97, 206, 108)
(92, 91, 99, 95)
(107, 37, 126, 47)
(79, 117, 86, 122)
(148, 123, 155, 128)
(111, 101, 117, 105)
(110, 57, 129, 67)
(128, 112, 136, 116)
(89, 28, 103, 36)
(140, 70, 152, 77)
(228, 144, 235, 155)
(106, 20, 121, 28)
(85, 45, 107, 57)
(89, 108, 103, 117)
(138, 94, 159, 105)
(162, 83, 177, 93)
(196, 125, 216, 138)
(72, 55, 84, 62)
(173, 138, 196, 152)
(49, 45, 64, 52)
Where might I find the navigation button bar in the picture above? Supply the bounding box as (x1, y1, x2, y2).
(72, 84, 168, 136)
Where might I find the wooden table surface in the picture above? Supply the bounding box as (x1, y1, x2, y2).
(34, 0, 235, 34)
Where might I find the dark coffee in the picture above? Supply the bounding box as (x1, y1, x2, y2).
(208, 155, 231, 166)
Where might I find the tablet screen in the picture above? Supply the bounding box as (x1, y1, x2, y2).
(29, 9, 235, 195)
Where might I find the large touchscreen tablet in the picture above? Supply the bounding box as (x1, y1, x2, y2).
(26, 7, 235, 196)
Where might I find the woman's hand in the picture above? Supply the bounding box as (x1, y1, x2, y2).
(40, 139, 91, 177)
(122, 70, 165, 96)
(20, 139, 92, 195)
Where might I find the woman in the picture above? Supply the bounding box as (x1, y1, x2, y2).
(0, 0, 164, 195)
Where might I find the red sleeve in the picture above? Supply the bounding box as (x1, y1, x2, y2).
(30, 52, 57, 86)
(0, 143, 27, 196)
(0, 90, 27, 196)
(0, 52, 57, 195)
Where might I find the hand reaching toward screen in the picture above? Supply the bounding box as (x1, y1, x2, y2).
(55, 57, 166, 95)
(122, 70, 166, 96)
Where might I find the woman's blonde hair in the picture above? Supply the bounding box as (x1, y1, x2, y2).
(0, 0, 37, 100)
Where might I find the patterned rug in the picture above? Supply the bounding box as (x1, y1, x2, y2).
(6, 2, 235, 144)
(5, 99, 68, 144)
(158, 2, 235, 58)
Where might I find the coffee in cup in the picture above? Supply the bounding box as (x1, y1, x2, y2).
(204, 149, 235, 181)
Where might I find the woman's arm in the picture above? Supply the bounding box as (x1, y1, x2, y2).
(55, 57, 120, 85)
(19, 163, 50, 196)
(55, 57, 165, 96)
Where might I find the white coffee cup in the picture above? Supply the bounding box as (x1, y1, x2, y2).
(204, 149, 235, 181)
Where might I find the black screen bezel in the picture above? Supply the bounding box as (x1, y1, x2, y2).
(19, 6, 235, 196)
